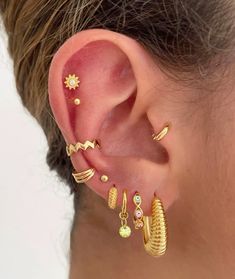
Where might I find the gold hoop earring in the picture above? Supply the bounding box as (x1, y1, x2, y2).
(119, 190, 131, 238)
(108, 185, 118, 209)
(152, 124, 170, 141)
(66, 139, 100, 156)
(133, 192, 144, 229)
(143, 195, 167, 257)
(72, 168, 95, 184)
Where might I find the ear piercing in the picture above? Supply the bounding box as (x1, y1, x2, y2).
(72, 168, 95, 184)
(152, 123, 170, 141)
(66, 139, 100, 156)
(100, 174, 109, 183)
(119, 190, 131, 238)
(133, 192, 144, 229)
(108, 185, 118, 209)
(143, 194, 167, 257)
(64, 74, 80, 90)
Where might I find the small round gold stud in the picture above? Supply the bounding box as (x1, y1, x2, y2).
(74, 98, 81, 105)
(100, 175, 109, 183)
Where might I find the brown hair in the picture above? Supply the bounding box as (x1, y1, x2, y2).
(1, 0, 235, 194)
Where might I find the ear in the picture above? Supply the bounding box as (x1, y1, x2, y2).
(48, 28, 179, 214)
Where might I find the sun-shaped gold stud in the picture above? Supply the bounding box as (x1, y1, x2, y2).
(64, 74, 80, 90)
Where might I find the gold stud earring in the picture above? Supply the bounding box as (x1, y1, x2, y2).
(152, 123, 170, 141)
(142, 194, 167, 257)
(119, 190, 131, 238)
(66, 139, 100, 156)
(72, 168, 95, 184)
(133, 192, 144, 229)
(100, 174, 109, 183)
(108, 185, 118, 209)
(74, 98, 81, 105)
(64, 74, 80, 90)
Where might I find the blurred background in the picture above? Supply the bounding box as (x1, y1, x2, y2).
(0, 23, 73, 279)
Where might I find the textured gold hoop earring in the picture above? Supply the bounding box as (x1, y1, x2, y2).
(119, 190, 131, 238)
(108, 185, 118, 209)
(72, 168, 95, 184)
(143, 195, 167, 257)
(152, 124, 170, 141)
(66, 139, 100, 156)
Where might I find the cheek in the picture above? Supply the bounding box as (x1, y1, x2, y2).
(169, 123, 235, 269)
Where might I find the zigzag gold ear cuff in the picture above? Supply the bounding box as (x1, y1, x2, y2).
(152, 123, 170, 141)
(143, 195, 167, 257)
(66, 139, 100, 156)
(72, 168, 95, 184)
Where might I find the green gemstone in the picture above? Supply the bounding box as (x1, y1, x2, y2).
(119, 226, 131, 238)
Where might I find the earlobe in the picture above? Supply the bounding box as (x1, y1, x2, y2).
(48, 28, 178, 217)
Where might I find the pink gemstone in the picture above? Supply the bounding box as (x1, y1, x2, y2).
(135, 209, 143, 219)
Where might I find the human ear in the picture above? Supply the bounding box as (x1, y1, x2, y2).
(48, 28, 179, 214)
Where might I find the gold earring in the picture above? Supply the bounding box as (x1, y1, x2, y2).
(152, 123, 170, 141)
(108, 185, 118, 209)
(74, 98, 81, 105)
(142, 194, 167, 257)
(119, 190, 131, 238)
(100, 174, 109, 183)
(72, 168, 95, 184)
(66, 139, 100, 156)
(133, 192, 144, 229)
(64, 74, 80, 90)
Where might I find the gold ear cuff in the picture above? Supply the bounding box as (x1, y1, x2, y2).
(143, 195, 167, 257)
(66, 139, 100, 156)
(152, 124, 170, 141)
(72, 168, 95, 184)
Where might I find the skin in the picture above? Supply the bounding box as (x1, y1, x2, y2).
(48, 29, 235, 279)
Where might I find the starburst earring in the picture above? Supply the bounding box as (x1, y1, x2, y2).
(64, 74, 80, 90)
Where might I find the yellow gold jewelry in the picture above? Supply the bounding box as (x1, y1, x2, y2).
(108, 185, 118, 209)
(119, 190, 131, 238)
(143, 195, 167, 257)
(66, 139, 100, 156)
(74, 98, 81, 105)
(152, 124, 170, 141)
(100, 174, 109, 183)
(64, 74, 80, 90)
(133, 192, 144, 229)
(72, 168, 95, 184)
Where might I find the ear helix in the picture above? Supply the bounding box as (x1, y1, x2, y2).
(64, 73, 169, 256)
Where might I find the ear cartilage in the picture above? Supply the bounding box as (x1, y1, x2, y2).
(64, 74, 80, 90)
(108, 185, 118, 209)
(74, 98, 81, 105)
(100, 174, 109, 183)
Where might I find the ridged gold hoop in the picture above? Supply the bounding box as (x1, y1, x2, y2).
(152, 124, 170, 141)
(72, 168, 95, 184)
(143, 195, 167, 257)
(108, 185, 118, 209)
(66, 139, 100, 156)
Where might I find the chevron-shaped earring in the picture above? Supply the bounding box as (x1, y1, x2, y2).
(66, 139, 100, 156)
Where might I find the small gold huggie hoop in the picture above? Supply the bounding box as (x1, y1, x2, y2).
(152, 124, 170, 141)
(143, 194, 167, 257)
(72, 168, 95, 184)
(66, 139, 100, 156)
(119, 189, 131, 238)
(108, 185, 118, 209)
